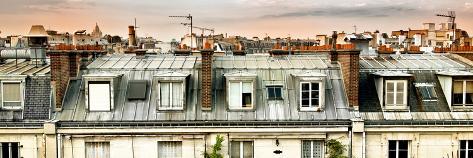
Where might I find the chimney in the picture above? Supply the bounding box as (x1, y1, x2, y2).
(128, 26, 137, 47)
(330, 31, 360, 109)
(201, 42, 214, 110)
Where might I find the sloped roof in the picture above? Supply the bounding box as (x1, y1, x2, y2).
(25, 25, 48, 37)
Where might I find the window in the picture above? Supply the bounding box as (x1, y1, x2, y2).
(302, 140, 323, 158)
(1, 142, 19, 158)
(2, 82, 22, 109)
(230, 141, 253, 158)
(385, 80, 407, 109)
(158, 141, 182, 158)
(85, 142, 110, 158)
(159, 81, 184, 110)
(460, 140, 473, 158)
(300, 82, 321, 110)
(453, 80, 473, 106)
(388, 140, 408, 158)
(88, 81, 111, 111)
(228, 81, 253, 109)
(267, 85, 283, 100)
(415, 83, 437, 101)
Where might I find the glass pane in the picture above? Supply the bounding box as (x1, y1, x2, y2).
(388, 141, 396, 150)
(397, 81, 405, 91)
(461, 140, 467, 149)
(242, 82, 252, 93)
(243, 141, 253, 158)
(172, 82, 182, 108)
(242, 93, 252, 107)
(11, 143, 18, 158)
(2, 83, 20, 102)
(313, 141, 323, 158)
(386, 93, 394, 105)
(467, 81, 473, 93)
(311, 83, 319, 91)
(267, 87, 275, 99)
(398, 151, 408, 158)
(311, 99, 319, 107)
(454, 93, 464, 105)
(429, 87, 437, 99)
(387, 82, 395, 92)
(396, 92, 404, 105)
(274, 87, 282, 98)
(2, 143, 9, 158)
(388, 151, 396, 158)
(229, 82, 240, 108)
(302, 141, 311, 158)
(302, 83, 310, 91)
(398, 141, 408, 150)
(469, 150, 473, 158)
(160, 82, 170, 108)
(230, 141, 240, 158)
(469, 140, 473, 149)
(454, 81, 464, 93)
(460, 150, 465, 158)
(158, 141, 182, 158)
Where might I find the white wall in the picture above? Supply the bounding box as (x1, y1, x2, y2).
(0, 134, 43, 158)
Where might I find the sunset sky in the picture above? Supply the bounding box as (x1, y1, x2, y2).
(0, 0, 472, 41)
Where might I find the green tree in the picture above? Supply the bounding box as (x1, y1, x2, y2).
(326, 139, 348, 158)
(204, 135, 224, 158)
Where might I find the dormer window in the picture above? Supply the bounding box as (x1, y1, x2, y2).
(453, 80, 473, 107)
(1, 81, 23, 109)
(224, 71, 257, 111)
(88, 81, 111, 111)
(385, 80, 408, 109)
(84, 73, 121, 112)
(292, 71, 326, 111)
(153, 72, 189, 111)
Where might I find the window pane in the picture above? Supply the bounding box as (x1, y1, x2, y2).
(242, 82, 252, 93)
(386, 93, 394, 105)
(160, 82, 170, 108)
(398, 141, 408, 150)
(242, 93, 252, 107)
(172, 82, 182, 108)
(243, 141, 253, 158)
(460, 150, 465, 158)
(86, 142, 110, 158)
(3, 83, 20, 102)
(158, 141, 182, 158)
(267, 87, 275, 99)
(397, 81, 405, 92)
(454, 81, 464, 93)
(311, 83, 319, 91)
(302, 141, 311, 158)
(387, 82, 395, 92)
(388, 151, 396, 158)
(11, 143, 18, 158)
(312, 141, 324, 158)
(231, 141, 241, 158)
(302, 83, 310, 91)
(454, 93, 464, 105)
(467, 81, 473, 93)
(2, 143, 9, 158)
(396, 92, 404, 105)
(88, 82, 111, 111)
(274, 87, 282, 99)
(229, 82, 240, 108)
(461, 140, 467, 149)
(388, 141, 396, 150)
(398, 151, 408, 158)
(469, 140, 473, 149)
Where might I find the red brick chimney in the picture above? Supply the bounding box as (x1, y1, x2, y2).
(330, 31, 360, 108)
(201, 42, 214, 110)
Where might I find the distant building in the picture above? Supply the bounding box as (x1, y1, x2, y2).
(91, 23, 103, 38)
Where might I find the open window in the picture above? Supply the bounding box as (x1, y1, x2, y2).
(154, 71, 189, 111)
(224, 71, 257, 110)
(84, 73, 121, 112)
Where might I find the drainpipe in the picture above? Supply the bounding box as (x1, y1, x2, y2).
(362, 132, 366, 158)
(57, 134, 62, 158)
(349, 126, 353, 158)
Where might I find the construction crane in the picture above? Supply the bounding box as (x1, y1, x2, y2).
(169, 14, 193, 49)
(436, 11, 456, 45)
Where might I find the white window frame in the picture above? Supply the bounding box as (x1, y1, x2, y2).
(301, 140, 324, 158)
(1, 81, 23, 110)
(158, 81, 185, 110)
(460, 140, 473, 158)
(87, 81, 112, 112)
(228, 81, 254, 110)
(453, 80, 473, 107)
(299, 81, 322, 111)
(266, 85, 283, 100)
(230, 141, 254, 158)
(384, 80, 408, 110)
(388, 140, 409, 158)
(0, 142, 20, 158)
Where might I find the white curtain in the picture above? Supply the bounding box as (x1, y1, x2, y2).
(158, 141, 182, 158)
(88, 83, 111, 111)
(85, 142, 110, 158)
(229, 82, 240, 108)
(160, 82, 170, 108)
(172, 82, 182, 108)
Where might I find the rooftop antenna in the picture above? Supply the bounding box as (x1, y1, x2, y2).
(170, 14, 193, 50)
(134, 18, 140, 40)
(436, 11, 456, 46)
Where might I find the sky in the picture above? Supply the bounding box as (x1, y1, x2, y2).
(0, 0, 472, 41)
